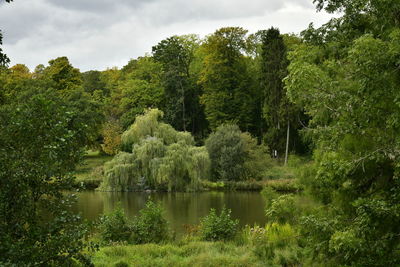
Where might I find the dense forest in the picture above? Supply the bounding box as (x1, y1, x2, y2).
(1, 0, 400, 266)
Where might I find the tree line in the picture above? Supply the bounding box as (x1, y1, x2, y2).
(0, 26, 308, 160)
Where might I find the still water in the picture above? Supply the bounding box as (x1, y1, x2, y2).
(72, 191, 267, 236)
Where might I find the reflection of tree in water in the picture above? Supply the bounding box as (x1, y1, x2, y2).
(75, 191, 266, 236)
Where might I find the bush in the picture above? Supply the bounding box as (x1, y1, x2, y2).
(262, 186, 319, 225)
(205, 124, 271, 182)
(205, 124, 246, 181)
(131, 200, 169, 244)
(200, 207, 239, 241)
(99, 205, 131, 243)
(242, 223, 301, 265)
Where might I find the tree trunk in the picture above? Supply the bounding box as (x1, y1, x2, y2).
(284, 120, 290, 166)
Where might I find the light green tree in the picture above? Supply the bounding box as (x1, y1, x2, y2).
(101, 109, 210, 192)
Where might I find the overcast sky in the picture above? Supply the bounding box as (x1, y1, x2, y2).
(0, 0, 334, 71)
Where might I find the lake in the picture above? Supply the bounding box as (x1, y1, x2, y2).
(72, 191, 267, 237)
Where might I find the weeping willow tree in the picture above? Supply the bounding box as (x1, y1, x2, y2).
(100, 109, 210, 191)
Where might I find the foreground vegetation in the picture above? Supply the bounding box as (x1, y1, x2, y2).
(92, 242, 262, 267)
(86, 189, 320, 267)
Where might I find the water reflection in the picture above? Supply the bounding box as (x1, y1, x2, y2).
(72, 191, 266, 236)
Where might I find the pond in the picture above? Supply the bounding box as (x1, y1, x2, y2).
(72, 191, 267, 237)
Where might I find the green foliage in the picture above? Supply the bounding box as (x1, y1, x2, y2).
(101, 152, 138, 191)
(260, 27, 305, 157)
(82, 70, 108, 96)
(205, 124, 246, 181)
(205, 124, 270, 181)
(118, 57, 164, 129)
(102, 109, 210, 191)
(242, 223, 300, 264)
(0, 93, 94, 265)
(0, 31, 10, 67)
(153, 35, 207, 137)
(262, 186, 317, 225)
(264, 179, 303, 193)
(102, 120, 123, 155)
(100, 204, 131, 243)
(199, 27, 259, 134)
(43, 56, 82, 92)
(92, 241, 262, 267)
(285, 1, 400, 265)
(131, 200, 170, 244)
(200, 207, 239, 241)
(241, 132, 273, 180)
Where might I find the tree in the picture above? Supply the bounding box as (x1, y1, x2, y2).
(260, 28, 303, 162)
(285, 1, 400, 264)
(0, 31, 10, 67)
(199, 27, 258, 133)
(39, 57, 105, 148)
(153, 35, 207, 138)
(43, 56, 82, 92)
(0, 1, 12, 66)
(101, 119, 123, 155)
(101, 109, 210, 192)
(0, 93, 94, 265)
(118, 57, 164, 129)
(82, 70, 108, 96)
(204, 123, 270, 182)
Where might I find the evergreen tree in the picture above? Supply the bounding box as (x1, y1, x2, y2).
(260, 28, 303, 161)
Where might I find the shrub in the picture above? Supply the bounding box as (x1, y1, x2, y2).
(205, 124, 246, 181)
(241, 132, 273, 180)
(262, 186, 318, 225)
(243, 223, 300, 264)
(200, 207, 239, 241)
(205, 124, 271, 182)
(131, 200, 169, 244)
(99, 205, 131, 243)
(266, 194, 298, 224)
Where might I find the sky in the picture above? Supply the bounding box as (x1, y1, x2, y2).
(0, 0, 335, 72)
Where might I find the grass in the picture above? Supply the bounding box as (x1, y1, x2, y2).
(91, 241, 263, 267)
(74, 150, 112, 189)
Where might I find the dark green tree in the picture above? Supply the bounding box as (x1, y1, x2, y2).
(0, 93, 94, 265)
(152, 35, 207, 138)
(82, 70, 108, 96)
(260, 28, 304, 162)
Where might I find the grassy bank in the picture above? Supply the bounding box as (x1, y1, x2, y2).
(201, 179, 303, 193)
(91, 241, 262, 267)
(75, 151, 309, 192)
(74, 150, 112, 189)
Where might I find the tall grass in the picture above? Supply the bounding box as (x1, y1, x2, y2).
(92, 242, 263, 267)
